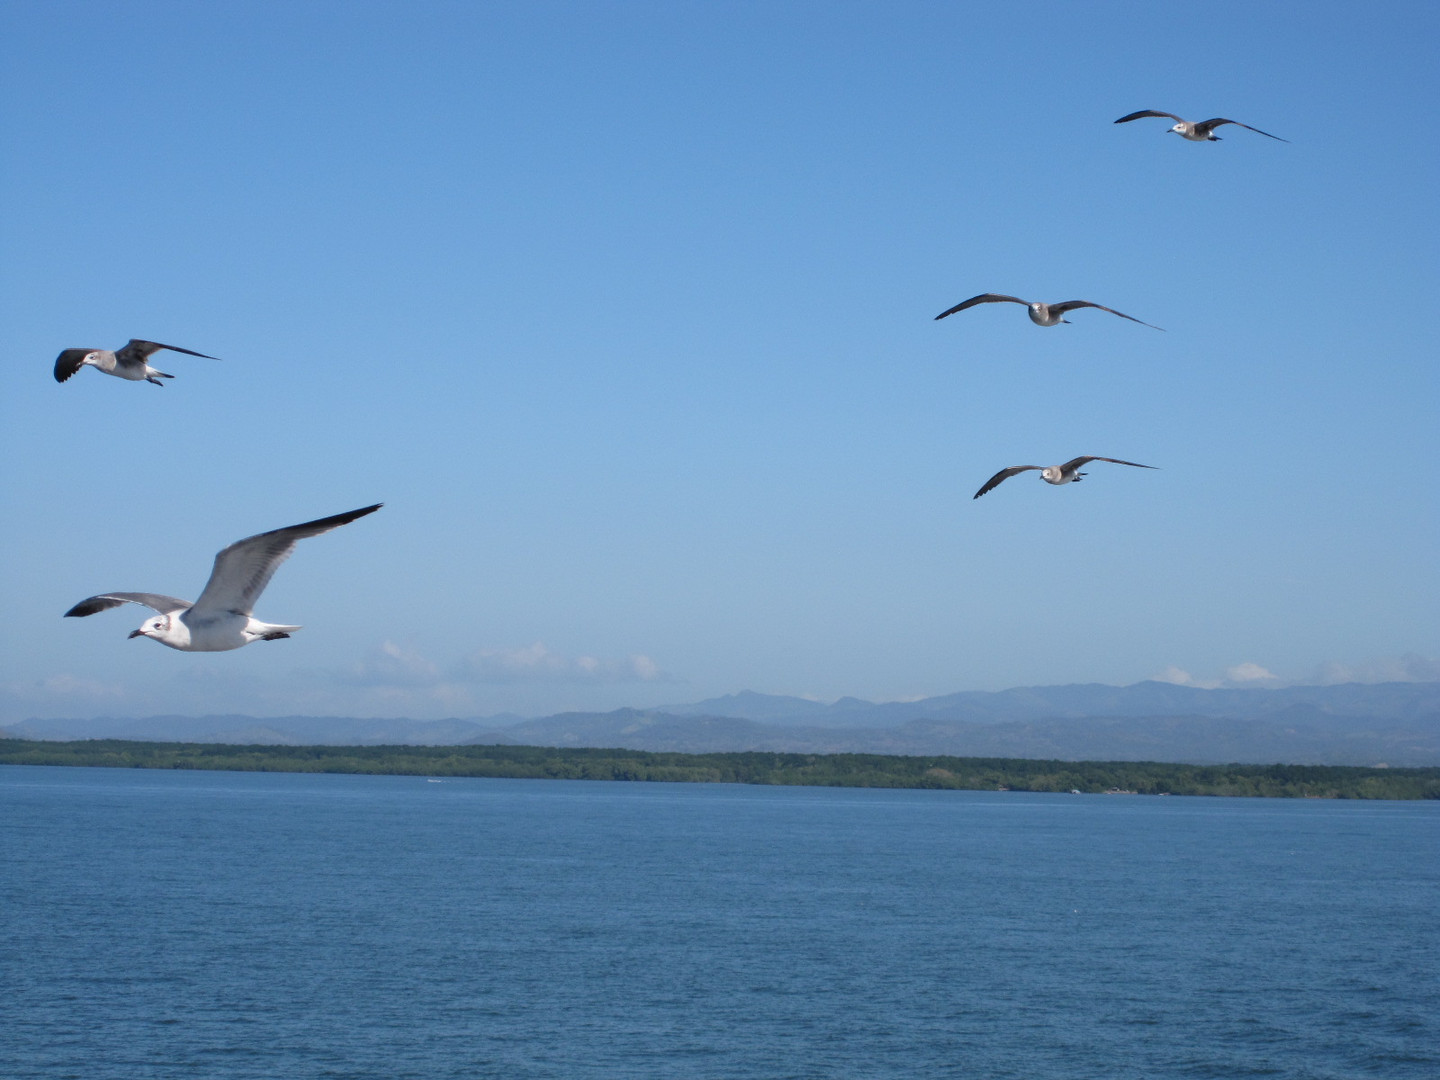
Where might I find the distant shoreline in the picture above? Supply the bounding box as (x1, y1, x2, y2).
(3, 739, 1438, 800)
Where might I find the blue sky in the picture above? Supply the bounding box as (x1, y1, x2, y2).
(2, 0, 1436, 721)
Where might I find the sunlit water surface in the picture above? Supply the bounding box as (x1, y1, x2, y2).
(3, 765, 1436, 1079)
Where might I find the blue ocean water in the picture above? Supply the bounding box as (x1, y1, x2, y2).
(1, 765, 1435, 1079)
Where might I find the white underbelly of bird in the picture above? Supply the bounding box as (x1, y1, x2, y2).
(135, 612, 304, 651)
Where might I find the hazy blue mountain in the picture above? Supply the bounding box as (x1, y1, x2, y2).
(2, 714, 522, 746)
(660, 681, 1440, 728)
(8, 682, 1438, 765)
(659, 690, 835, 722)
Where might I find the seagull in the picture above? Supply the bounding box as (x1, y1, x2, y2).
(54, 339, 221, 386)
(935, 294, 1163, 330)
(973, 457, 1156, 499)
(64, 504, 382, 651)
(1113, 110, 1288, 143)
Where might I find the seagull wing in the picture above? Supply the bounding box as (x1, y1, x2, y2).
(1113, 110, 1183, 125)
(1198, 118, 1288, 142)
(973, 466, 1040, 499)
(1049, 301, 1164, 331)
(1059, 456, 1157, 473)
(122, 339, 223, 361)
(54, 348, 95, 383)
(189, 504, 382, 619)
(935, 294, 1029, 320)
(64, 592, 193, 618)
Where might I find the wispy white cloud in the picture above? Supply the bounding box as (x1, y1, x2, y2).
(1225, 662, 1280, 685)
(1153, 655, 1440, 690)
(0, 638, 674, 725)
(0, 669, 258, 724)
(0, 673, 130, 706)
(1309, 653, 1440, 685)
(347, 641, 443, 687)
(1152, 666, 1221, 689)
(1152, 662, 1280, 689)
(453, 641, 670, 685)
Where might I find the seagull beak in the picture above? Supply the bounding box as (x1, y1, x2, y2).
(128, 628, 146, 639)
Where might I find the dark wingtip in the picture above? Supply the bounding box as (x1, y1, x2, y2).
(54, 349, 90, 383)
(312, 502, 384, 529)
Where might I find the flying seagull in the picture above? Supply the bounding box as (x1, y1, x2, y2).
(54, 339, 221, 386)
(935, 294, 1163, 331)
(64, 504, 382, 651)
(1113, 110, 1288, 143)
(973, 457, 1156, 500)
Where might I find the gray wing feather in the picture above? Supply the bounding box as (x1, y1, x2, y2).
(189, 504, 382, 617)
(64, 592, 193, 618)
(122, 339, 223, 361)
(1114, 110, 1183, 124)
(1048, 301, 1164, 331)
(973, 465, 1040, 499)
(1059, 456, 1157, 472)
(54, 348, 94, 382)
(935, 294, 1029, 320)
(1198, 118, 1288, 142)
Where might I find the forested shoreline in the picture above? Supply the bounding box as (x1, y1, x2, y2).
(3, 739, 1438, 799)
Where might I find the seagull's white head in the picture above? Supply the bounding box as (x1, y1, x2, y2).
(129, 615, 166, 640)
(129, 614, 186, 647)
(1041, 466, 1063, 483)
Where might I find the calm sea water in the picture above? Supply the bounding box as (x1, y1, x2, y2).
(2, 765, 1436, 1079)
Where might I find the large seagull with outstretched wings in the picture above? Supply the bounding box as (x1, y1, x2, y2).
(973, 458, 1156, 500)
(54, 338, 221, 386)
(1113, 110, 1288, 143)
(64, 505, 382, 650)
(935, 294, 1163, 330)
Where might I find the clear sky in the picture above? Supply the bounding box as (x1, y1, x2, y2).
(2, 1, 1436, 721)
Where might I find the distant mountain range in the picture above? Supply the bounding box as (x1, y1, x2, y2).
(7, 681, 1440, 766)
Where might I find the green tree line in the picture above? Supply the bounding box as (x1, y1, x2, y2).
(3, 738, 1438, 799)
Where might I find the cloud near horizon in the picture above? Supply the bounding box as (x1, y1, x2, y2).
(347, 641, 443, 687)
(1153, 654, 1440, 690)
(1309, 653, 1440, 686)
(1153, 662, 1280, 689)
(452, 641, 669, 685)
(345, 640, 670, 689)
(9, 674, 130, 702)
(0, 639, 674, 724)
